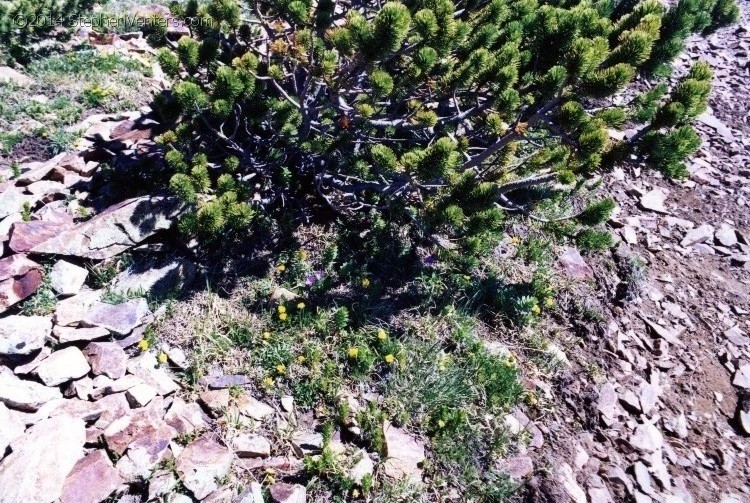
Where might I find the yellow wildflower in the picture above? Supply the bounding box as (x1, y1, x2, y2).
(361, 277, 371, 288)
(262, 376, 274, 387)
(384, 354, 395, 364)
(531, 304, 541, 315)
(348, 347, 359, 359)
(438, 419, 446, 428)
(297, 250, 308, 260)
(157, 352, 168, 364)
(137, 339, 150, 351)
(278, 305, 287, 314)
(276, 264, 286, 272)
(377, 329, 387, 341)
(276, 364, 286, 374)
(544, 297, 555, 308)
(463, 275, 471, 281)
(296, 355, 306, 364)
(279, 312, 288, 321)
(511, 236, 521, 244)
(297, 302, 306, 310)
(262, 331, 271, 339)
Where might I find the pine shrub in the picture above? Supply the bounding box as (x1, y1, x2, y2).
(0, 0, 97, 62)
(151, 0, 737, 253)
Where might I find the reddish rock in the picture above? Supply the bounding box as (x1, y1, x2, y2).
(0, 255, 43, 313)
(103, 405, 171, 456)
(164, 397, 211, 435)
(10, 220, 72, 253)
(558, 248, 593, 279)
(60, 450, 124, 503)
(269, 483, 307, 503)
(115, 421, 177, 479)
(93, 392, 131, 430)
(84, 342, 128, 379)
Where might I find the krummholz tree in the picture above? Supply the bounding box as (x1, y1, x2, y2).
(152, 0, 738, 260)
(0, 0, 97, 62)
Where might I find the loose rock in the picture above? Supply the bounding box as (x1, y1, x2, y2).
(382, 420, 425, 485)
(0, 314, 52, 355)
(49, 260, 88, 296)
(60, 449, 124, 503)
(84, 342, 128, 379)
(175, 436, 233, 500)
(269, 483, 307, 503)
(35, 346, 91, 386)
(0, 415, 85, 503)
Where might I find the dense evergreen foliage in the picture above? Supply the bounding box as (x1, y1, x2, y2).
(0, 0, 97, 62)
(152, 0, 738, 258)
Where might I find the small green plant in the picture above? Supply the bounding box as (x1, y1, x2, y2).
(82, 85, 112, 107)
(10, 160, 22, 178)
(0, 132, 24, 155)
(20, 267, 57, 316)
(46, 128, 83, 155)
(21, 201, 31, 222)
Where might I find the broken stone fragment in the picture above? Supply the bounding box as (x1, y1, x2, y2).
(115, 420, 177, 480)
(496, 455, 534, 481)
(125, 383, 158, 407)
(175, 435, 233, 500)
(0, 255, 44, 313)
(84, 342, 128, 379)
(558, 248, 594, 279)
(639, 188, 669, 214)
(382, 420, 425, 485)
(164, 397, 211, 435)
(0, 314, 51, 355)
(349, 450, 375, 486)
(233, 433, 271, 458)
(680, 224, 715, 247)
(53, 325, 110, 343)
(269, 483, 307, 503)
(55, 289, 103, 326)
(49, 260, 88, 296)
(126, 352, 180, 396)
(291, 430, 324, 455)
(111, 257, 195, 298)
(30, 196, 185, 259)
(60, 450, 124, 503)
(83, 298, 152, 336)
(0, 402, 26, 453)
(0, 415, 85, 503)
(34, 346, 91, 386)
(9, 220, 73, 254)
(0, 367, 63, 411)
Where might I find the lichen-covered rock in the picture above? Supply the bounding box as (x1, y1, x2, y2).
(0, 314, 51, 356)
